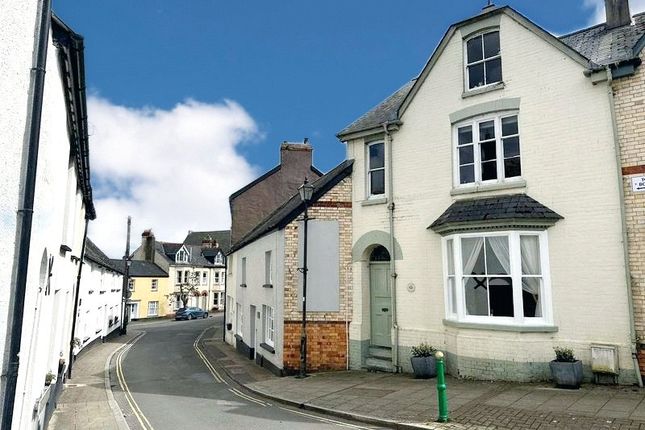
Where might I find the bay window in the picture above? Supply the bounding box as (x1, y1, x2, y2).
(443, 231, 551, 326)
(455, 113, 521, 186)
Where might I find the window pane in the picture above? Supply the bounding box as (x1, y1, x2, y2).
(502, 116, 518, 136)
(522, 277, 542, 317)
(520, 236, 541, 275)
(503, 136, 520, 158)
(458, 126, 472, 145)
(448, 277, 457, 314)
(504, 157, 521, 178)
(446, 240, 455, 275)
(481, 160, 497, 181)
(480, 141, 496, 161)
(485, 57, 502, 84)
(369, 143, 384, 169)
(370, 169, 385, 195)
(468, 63, 485, 89)
(459, 145, 474, 165)
(489, 277, 514, 317)
(459, 165, 475, 184)
(485, 236, 510, 275)
(483, 31, 500, 58)
(462, 237, 485, 275)
(479, 121, 495, 140)
(466, 36, 483, 63)
(464, 277, 488, 316)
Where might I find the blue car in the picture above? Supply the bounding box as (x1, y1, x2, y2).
(175, 307, 208, 320)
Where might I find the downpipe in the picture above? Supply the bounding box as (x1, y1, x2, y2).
(1, 0, 52, 427)
(605, 66, 643, 387)
(383, 122, 400, 372)
(67, 218, 90, 379)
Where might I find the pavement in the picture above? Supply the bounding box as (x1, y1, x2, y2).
(49, 330, 136, 430)
(199, 334, 645, 430)
(48, 319, 645, 430)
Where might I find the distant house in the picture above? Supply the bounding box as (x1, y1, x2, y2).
(226, 160, 353, 375)
(0, 11, 97, 429)
(111, 259, 169, 319)
(131, 229, 228, 312)
(229, 140, 323, 244)
(77, 239, 123, 349)
(337, 1, 644, 383)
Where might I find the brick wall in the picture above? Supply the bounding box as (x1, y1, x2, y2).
(282, 321, 348, 372)
(281, 177, 353, 371)
(613, 51, 645, 369)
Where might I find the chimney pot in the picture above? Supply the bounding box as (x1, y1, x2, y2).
(605, 0, 631, 29)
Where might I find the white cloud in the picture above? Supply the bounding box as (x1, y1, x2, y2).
(584, 0, 645, 25)
(86, 96, 261, 257)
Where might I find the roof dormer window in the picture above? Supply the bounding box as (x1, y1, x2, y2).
(465, 31, 502, 90)
(176, 247, 189, 263)
(214, 252, 224, 265)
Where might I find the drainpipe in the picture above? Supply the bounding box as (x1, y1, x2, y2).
(605, 66, 643, 387)
(67, 218, 90, 379)
(1, 0, 52, 427)
(382, 122, 400, 372)
(222, 257, 228, 342)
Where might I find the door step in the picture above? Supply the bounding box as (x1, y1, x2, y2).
(365, 356, 395, 373)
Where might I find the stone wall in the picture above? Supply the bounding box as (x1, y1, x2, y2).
(613, 51, 645, 372)
(281, 176, 352, 372)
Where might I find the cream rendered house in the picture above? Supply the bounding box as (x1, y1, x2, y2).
(338, 3, 643, 383)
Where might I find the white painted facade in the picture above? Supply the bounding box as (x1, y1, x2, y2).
(0, 5, 108, 427)
(168, 265, 225, 312)
(226, 230, 285, 371)
(345, 11, 635, 381)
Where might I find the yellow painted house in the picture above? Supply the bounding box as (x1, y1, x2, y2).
(112, 259, 170, 319)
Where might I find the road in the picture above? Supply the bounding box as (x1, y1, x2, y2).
(114, 315, 379, 430)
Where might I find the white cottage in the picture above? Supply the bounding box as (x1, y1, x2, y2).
(0, 9, 99, 429)
(338, 3, 643, 383)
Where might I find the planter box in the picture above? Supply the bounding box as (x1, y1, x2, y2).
(550, 360, 583, 388)
(411, 356, 437, 379)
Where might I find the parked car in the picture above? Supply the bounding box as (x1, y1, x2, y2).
(175, 307, 208, 320)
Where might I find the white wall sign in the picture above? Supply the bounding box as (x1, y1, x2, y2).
(631, 176, 645, 192)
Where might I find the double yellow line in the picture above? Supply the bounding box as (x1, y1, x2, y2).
(115, 333, 154, 430)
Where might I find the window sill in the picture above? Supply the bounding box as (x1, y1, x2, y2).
(262, 284, 273, 289)
(239, 284, 247, 288)
(260, 342, 275, 354)
(361, 197, 387, 207)
(462, 81, 505, 98)
(451, 178, 526, 197)
(443, 318, 558, 333)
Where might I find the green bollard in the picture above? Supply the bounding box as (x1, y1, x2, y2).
(435, 351, 449, 422)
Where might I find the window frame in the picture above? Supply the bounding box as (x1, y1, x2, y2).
(147, 301, 159, 317)
(452, 111, 522, 188)
(264, 305, 275, 347)
(215, 253, 224, 265)
(128, 279, 135, 292)
(464, 30, 502, 91)
(151, 279, 158, 292)
(264, 251, 272, 285)
(366, 140, 386, 198)
(241, 257, 247, 286)
(442, 230, 553, 327)
(214, 271, 220, 284)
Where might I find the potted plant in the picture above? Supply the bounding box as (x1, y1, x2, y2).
(550, 347, 583, 388)
(410, 343, 437, 379)
(45, 371, 56, 386)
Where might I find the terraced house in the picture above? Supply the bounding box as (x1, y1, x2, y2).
(338, 0, 645, 383)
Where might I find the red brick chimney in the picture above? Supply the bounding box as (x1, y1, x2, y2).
(605, 0, 631, 29)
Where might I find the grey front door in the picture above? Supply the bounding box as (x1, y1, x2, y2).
(370, 262, 391, 347)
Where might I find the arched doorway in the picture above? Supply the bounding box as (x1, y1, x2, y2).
(369, 246, 391, 347)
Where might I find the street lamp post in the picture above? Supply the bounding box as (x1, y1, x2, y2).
(297, 178, 314, 378)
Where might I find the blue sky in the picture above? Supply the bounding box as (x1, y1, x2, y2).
(53, 0, 642, 255)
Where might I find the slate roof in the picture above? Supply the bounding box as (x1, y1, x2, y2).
(336, 80, 415, 138)
(429, 194, 562, 233)
(230, 159, 354, 253)
(110, 259, 168, 278)
(84, 238, 123, 273)
(337, 8, 645, 138)
(560, 12, 645, 67)
(183, 230, 231, 253)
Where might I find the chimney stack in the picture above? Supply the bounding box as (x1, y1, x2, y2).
(142, 229, 156, 262)
(605, 0, 631, 29)
(280, 139, 313, 170)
